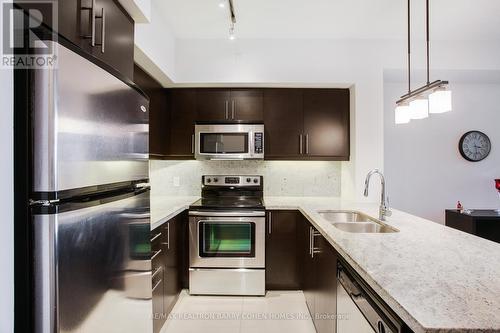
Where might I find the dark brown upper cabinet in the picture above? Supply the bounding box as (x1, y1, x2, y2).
(90, 0, 135, 79)
(196, 89, 231, 121)
(264, 88, 350, 161)
(20, 0, 135, 80)
(134, 64, 169, 159)
(168, 89, 197, 158)
(263, 89, 304, 159)
(230, 89, 264, 121)
(196, 89, 264, 122)
(303, 89, 350, 159)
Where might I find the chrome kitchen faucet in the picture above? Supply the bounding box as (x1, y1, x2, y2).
(364, 169, 392, 221)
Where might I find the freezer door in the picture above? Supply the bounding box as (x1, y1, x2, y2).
(33, 190, 153, 333)
(33, 40, 149, 194)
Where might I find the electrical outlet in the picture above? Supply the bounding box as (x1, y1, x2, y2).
(173, 177, 180, 187)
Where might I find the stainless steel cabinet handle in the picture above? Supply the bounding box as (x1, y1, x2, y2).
(152, 278, 162, 292)
(299, 135, 303, 154)
(95, 8, 105, 53)
(225, 100, 229, 119)
(166, 223, 170, 250)
(309, 227, 312, 256)
(152, 266, 162, 279)
(311, 229, 321, 258)
(231, 100, 235, 119)
(150, 232, 161, 242)
(305, 134, 309, 155)
(268, 212, 272, 234)
(80, 0, 96, 46)
(191, 134, 195, 154)
(151, 249, 162, 260)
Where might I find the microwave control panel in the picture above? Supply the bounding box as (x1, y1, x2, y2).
(254, 133, 263, 154)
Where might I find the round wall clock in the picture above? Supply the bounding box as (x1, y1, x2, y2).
(459, 131, 491, 162)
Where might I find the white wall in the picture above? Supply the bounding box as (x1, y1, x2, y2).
(384, 74, 500, 223)
(0, 67, 14, 333)
(170, 38, 500, 205)
(134, 0, 176, 85)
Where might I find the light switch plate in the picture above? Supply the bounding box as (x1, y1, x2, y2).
(173, 177, 180, 187)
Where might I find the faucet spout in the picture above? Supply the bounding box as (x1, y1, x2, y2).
(364, 169, 391, 221)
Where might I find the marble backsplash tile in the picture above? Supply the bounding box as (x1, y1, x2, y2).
(150, 160, 341, 197)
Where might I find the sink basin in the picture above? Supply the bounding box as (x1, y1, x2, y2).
(317, 211, 375, 223)
(317, 210, 399, 233)
(332, 222, 398, 233)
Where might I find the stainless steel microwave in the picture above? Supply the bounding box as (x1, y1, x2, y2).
(194, 123, 264, 160)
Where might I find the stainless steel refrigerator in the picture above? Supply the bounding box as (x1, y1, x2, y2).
(30, 40, 153, 333)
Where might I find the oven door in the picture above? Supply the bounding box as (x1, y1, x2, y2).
(189, 212, 265, 268)
(194, 124, 264, 160)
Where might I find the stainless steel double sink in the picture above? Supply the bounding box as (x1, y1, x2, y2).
(317, 211, 399, 234)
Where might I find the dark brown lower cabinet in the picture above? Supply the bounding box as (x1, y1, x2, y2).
(151, 228, 167, 333)
(151, 213, 186, 333)
(266, 211, 337, 333)
(300, 218, 337, 333)
(265, 211, 302, 289)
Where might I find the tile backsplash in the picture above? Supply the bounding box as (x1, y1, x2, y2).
(150, 160, 341, 197)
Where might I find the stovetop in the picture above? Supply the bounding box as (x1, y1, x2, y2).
(189, 197, 265, 211)
(189, 175, 264, 211)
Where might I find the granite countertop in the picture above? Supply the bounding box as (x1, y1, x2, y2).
(151, 195, 500, 332)
(150, 196, 198, 230)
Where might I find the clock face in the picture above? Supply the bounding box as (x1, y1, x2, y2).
(459, 131, 491, 162)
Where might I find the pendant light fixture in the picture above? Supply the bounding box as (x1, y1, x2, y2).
(395, 0, 452, 124)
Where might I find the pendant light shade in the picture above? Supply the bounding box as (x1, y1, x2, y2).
(429, 88, 452, 114)
(410, 98, 429, 119)
(395, 104, 411, 124)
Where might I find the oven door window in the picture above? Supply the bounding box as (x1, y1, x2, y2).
(199, 133, 249, 154)
(199, 222, 255, 257)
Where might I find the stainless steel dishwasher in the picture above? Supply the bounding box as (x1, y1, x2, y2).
(337, 262, 404, 333)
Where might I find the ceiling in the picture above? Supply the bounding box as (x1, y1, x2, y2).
(155, 0, 500, 41)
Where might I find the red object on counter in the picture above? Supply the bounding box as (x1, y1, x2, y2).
(457, 201, 463, 210)
(495, 179, 500, 192)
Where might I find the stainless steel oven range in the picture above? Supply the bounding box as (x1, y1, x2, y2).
(188, 175, 265, 296)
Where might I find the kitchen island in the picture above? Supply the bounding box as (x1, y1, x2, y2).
(151, 196, 500, 333)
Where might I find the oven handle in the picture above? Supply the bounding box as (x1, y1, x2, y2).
(189, 210, 265, 217)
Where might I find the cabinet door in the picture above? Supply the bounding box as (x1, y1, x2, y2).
(314, 235, 338, 333)
(164, 217, 181, 315)
(303, 89, 350, 159)
(196, 89, 231, 121)
(92, 0, 135, 79)
(134, 65, 169, 158)
(265, 211, 301, 290)
(169, 89, 196, 158)
(152, 270, 164, 333)
(151, 229, 167, 333)
(263, 89, 303, 159)
(230, 89, 264, 121)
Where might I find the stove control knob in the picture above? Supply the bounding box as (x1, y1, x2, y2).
(246, 178, 251, 183)
(206, 178, 212, 184)
(253, 178, 259, 184)
(213, 178, 219, 183)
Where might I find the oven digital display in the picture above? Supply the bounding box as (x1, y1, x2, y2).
(225, 177, 240, 184)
